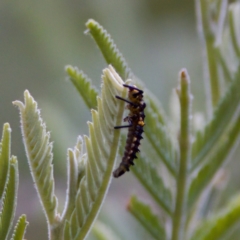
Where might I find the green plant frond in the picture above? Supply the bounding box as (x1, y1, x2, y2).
(0, 156, 18, 240)
(131, 151, 173, 215)
(128, 195, 166, 240)
(144, 105, 177, 176)
(229, 2, 240, 58)
(0, 123, 11, 199)
(191, 67, 240, 170)
(65, 66, 128, 240)
(61, 138, 82, 223)
(86, 19, 132, 80)
(215, 47, 233, 83)
(190, 193, 240, 240)
(91, 221, 121, 240)
(10, 215, 28, 240)
(144, 91, 167, 125)
(13, 91, 58, 225)
(85, 18, 175, 166)
(188, 114, 240, 210)
(69, 209, 79, 239)
(144, 87, 178, 176)
(66, 65, 98, 110)
(63, 220, 71, 240)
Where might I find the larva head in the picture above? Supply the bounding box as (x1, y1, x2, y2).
(123, 84, 143, 104)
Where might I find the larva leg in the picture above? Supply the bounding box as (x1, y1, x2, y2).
(114, 124, 132, 129)
(123, 84, 143, 94)
(115, 96, 137, 107)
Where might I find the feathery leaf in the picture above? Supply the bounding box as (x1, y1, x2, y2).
(86, 19, 132, 80)
(64, 66, 129, 240)
(144, 101, 177, 176)
(0, 156, 19, 240)
(85, 19, 177, 176)
(13, 91, 58, 225)
(144, 91, 167, 125)
(191, 67, 240, 170)
(128, 195, 166, 240)
(0, 123, 11, 199)
(10, 215, 28, 240)
(190, 193, 240, 240)
(66, 65, 98, 110)
(61, 137, 82, 224)
(188, 114, 240, 209)
(63, 220, 71, 240)
(131, 151, 173, 215)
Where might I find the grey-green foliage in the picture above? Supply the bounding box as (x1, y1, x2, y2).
(10, 215, 28, 240)
(66, 66, 98, 110)
(13, 91, 58, 228)
(11, 1, 240, 240)
(14, 66, 128, 240)
(65, 1, 240, 239)
(190, 193, 240, 240)
(128, 195, 166, 240)
(0, 123, 28, 240)
(85, 19, 132, 80)
(91, 221, 121, 240)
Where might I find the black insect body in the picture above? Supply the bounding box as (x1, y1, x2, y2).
(113, 84, 146, 178)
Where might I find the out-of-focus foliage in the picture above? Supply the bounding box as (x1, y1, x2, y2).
(0, 123, 28, 240)
(1, 0, 240, 240)
(67, 0, 240, 238)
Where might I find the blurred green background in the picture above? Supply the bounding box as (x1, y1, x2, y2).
(1, 0, 239, 239)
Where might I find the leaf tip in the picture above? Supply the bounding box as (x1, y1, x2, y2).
(12, 89, 32, 110)
(86, 19, 97, 29)
(179, 68, 190, 84)
(10, 155, 18, 165)
(65, 65, 74, 75)
(3, 122, 11, 133)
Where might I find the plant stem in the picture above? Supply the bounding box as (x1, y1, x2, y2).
(171, 70, 192, 240)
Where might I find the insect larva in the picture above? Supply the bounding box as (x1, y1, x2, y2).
(113, 84, 146, 178)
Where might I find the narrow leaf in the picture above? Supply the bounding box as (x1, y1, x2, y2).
(0, 123, 11, 199)
(92, 221, 121, 240)
(216, 48, 233, 83)
(86, 19, 132, 80)
(229, 2, 240, 58)
(13, 92, 58, 225)
(61, 138, 81, 223)
(0, 156, 19, 240)
(191, 67, 240, 170)
(144, 92, 167, 126)
(10, 215, 28, 240)
(190, 193, 240, 240)
(144, 101, 177, 176)
(199, 0, 223, 107)
(188, 114, 240, 209)
(128, 195, 166, 240)
(66, 65, 98, 109)
(65, 66, 129, 240)
(63, 220, 71, 240)
(131, 151, 173, 215)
